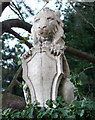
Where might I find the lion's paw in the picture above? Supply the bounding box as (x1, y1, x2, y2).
(50, 46, 61, 56)
(22, 49, 32, 59)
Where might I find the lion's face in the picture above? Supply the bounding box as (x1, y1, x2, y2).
(32, 8, 61, 39)
(32, 8, 65, 45)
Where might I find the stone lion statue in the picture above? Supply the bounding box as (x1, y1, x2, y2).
(31, 7, 65, 48)
(23, 7, 74, 105)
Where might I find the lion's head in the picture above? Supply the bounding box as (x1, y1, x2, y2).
(31, 7, 65, 46)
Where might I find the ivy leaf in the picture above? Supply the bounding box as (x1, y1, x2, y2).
(33, 100, 40, 106)
(46, 99, 53, 108)
(26, 107, 34, 118)
(80, 110, 84, 117)
(12, 112, 21, 118)
(21, 110, 26, 118)
(19, 40, 25, 44)
(17, 60, 22, 65)
(59, 108, 68, 117)
(15, 57, 19, 63)
(52, 112, 58, 119)
(3, 108, 12, 116)
(73, 100, 81, 108)
(81, 99, 85, 108)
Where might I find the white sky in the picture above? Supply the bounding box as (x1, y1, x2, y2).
(0, 0, 67, 50)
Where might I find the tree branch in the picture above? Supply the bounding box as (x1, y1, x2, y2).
(0, 2, 10, 15)
(68, 0, 95, 30)
(9, 5, 22, 20)
(79, 66, 95, 75)
(5, 28, 32, 48)
(76, 2, 94, 7)
(10, 2, 24, 21)
(2, 19, 32, 34)
(16, 79, 21, 86)
(4, 66, 22, 94)
(65, 46, 95, 64)
(2, 19, 33, 48)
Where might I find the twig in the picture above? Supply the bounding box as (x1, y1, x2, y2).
(36, 2, 48, 14)
(68, 0, 95, 30)
(4, 66, 22, 93)
(16, 79, 21, 86)
(86, 83, 91, 97)
(22, 2, 34, 16)
(11, 1, 24, 21)
(79, 66, 95, 75)
(76, 1, 94, 7)
(9, 5, 22, 20)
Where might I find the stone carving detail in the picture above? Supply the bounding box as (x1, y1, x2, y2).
(21, 8, 74, 106)
(31, 7, 65, 49)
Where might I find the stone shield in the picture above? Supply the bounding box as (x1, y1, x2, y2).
(21, 46, 64, 106)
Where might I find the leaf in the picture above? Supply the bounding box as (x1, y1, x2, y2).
(40, 107, 46, 112)
(46, 109, 54, 116)
(38, 109, 47, 118)
(81, 99, 85, 108)
(46, 99, 53, 108)
(80, 110, 84, 117)
(12, 112, 21, 118)
(77, 80, 82, 85)
(21, 110, 26, 118)
(3, 108, 12, 116)
(26, 107, 34, 118)
(73, 100, 81, 108)
(22, 81, 25, 86)
(33, 100, 40, 106)
(19, 40, 25, 44)
(52, 112, 58, 119)
(15, 57, 19, 63)
(19, 83, 23, 88)
(59, 108, 68, 117)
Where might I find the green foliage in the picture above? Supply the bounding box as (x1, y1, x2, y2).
(2, 72, 95, 119)
(62, 2, 95, 101)
(2, 96, 95, 120)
